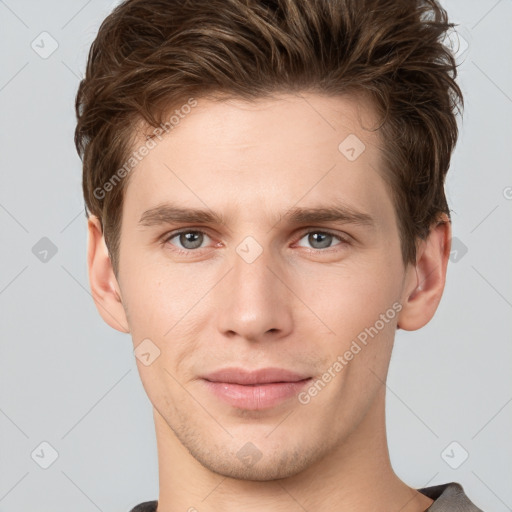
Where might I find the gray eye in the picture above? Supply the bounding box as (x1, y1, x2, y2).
(173, 231, 208, 250)
(297, 232, 341, 250)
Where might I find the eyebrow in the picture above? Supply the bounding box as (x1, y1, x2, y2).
(138, 203, 376, 229)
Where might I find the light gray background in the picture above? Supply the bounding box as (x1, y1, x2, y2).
(0, 0, 511, 510)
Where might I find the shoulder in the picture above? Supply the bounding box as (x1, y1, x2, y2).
(128, 500, 158, 512)
(419, 482, 484, 511)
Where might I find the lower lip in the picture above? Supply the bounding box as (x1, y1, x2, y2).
(202, 378, 312, 410)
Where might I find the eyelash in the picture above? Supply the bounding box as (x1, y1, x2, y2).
(161, 228, 351, 256)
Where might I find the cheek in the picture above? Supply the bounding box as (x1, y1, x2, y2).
(120, 260, 210, 363)
(119, 261, 171, 339)
(292, 256, 402, 340)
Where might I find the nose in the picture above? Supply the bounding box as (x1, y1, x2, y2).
(215, 240, 294, 343)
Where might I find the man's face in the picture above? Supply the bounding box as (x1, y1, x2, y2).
(116, 93, 412, 480)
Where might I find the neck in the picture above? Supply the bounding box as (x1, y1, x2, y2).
(153, 386, 433, 512)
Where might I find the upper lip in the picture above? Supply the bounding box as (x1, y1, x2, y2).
(202, 367, 311, 385)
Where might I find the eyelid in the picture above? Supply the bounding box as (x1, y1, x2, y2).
(161, 228, 216, 248)
(295, 227, 351, 242)
(162, 227, 211, 241)
(293, 228, 352, 250)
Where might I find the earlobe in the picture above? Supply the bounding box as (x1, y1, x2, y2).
(87, 215, 130, 333)
(397, 214, 451, 331)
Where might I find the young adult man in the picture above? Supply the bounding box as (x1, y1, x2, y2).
(74, 0, 483, 510)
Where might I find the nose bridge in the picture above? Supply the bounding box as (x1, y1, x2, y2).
(216, 234, 293, 340)
(233, 236, 278, 298)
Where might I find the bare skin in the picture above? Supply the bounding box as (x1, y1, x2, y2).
(87, 92, 450, 511)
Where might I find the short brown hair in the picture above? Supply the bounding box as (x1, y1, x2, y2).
(74, 0, 463, 276)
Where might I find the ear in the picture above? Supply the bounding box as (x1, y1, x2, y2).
(397, 213, 451, 331)
(87, 215, 130, 333)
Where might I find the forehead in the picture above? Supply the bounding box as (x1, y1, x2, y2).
(122, 92, 393, 229)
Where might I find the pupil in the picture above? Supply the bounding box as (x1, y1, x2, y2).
(181, 232, 202, 249)
(310, 232, 330, 249)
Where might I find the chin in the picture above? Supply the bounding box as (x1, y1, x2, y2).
(189, 439, 317, 482)
(203, 456, 307, 482)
